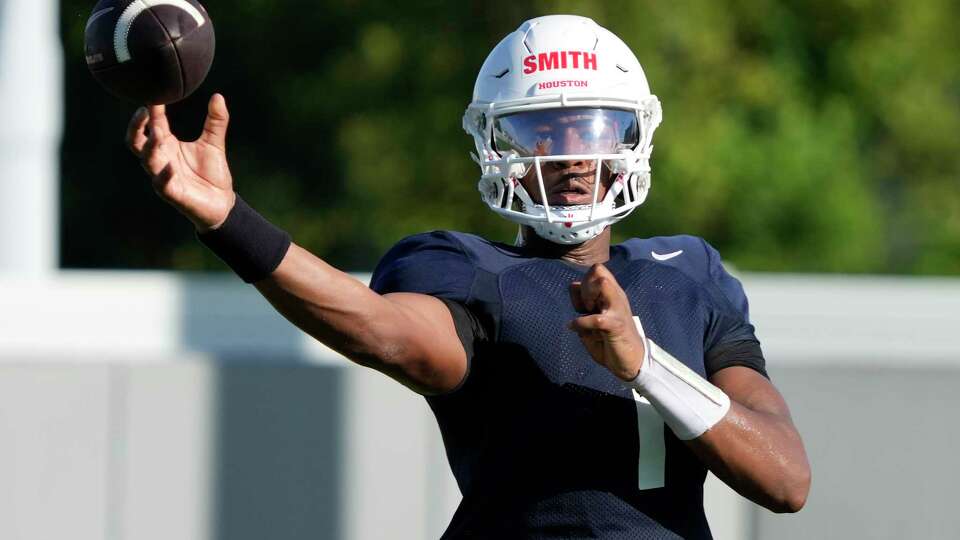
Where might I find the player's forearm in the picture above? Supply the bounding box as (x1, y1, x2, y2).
(194, 198, 461, 392)
(254, 243, 412, 369)
(687, 403, 811, 513)
(621, 326, 810, 513)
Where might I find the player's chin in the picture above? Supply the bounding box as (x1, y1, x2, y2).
(547, 193, 597, 206)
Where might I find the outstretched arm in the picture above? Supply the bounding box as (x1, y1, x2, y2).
(254, 245, 467, 394)
(569, 263, 810, 513)
(126, 97, 467, 394)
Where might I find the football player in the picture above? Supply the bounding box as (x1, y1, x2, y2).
(126, 14, 810, 539)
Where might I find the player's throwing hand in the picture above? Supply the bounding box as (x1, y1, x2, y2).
(569, 264, 646, 381)
(125, 93, 236, 231)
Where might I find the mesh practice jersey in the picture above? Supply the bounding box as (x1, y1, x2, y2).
(371, 231, 765, 539)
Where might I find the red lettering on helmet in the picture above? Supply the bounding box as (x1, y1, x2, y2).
(569, 51, 582, 69)
(583, 52, 597, 70)
(539, 51, 560, 71)
(523, 51, 599, 75)
(537, 80, 589, 90)
(522, 55, 538, 74)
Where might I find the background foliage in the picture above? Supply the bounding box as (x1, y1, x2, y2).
(60, 0, 960, 274)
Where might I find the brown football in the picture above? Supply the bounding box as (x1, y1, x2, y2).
(84, 0, 215, 105)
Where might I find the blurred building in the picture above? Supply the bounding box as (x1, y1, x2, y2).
(0, 0, 61, 275)
(2, 271, 960, 540)
(2, 1, 960, 539)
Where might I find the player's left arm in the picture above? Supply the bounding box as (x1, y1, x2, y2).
(692, 367, 810, 513)
(570, 263, 810, 513)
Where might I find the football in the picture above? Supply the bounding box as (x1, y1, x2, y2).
(84, 0, 215, 105)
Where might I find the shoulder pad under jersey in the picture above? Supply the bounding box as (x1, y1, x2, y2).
(620, 235, 751, 321)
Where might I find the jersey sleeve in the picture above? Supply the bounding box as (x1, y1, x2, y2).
(370, 232, 491, 393)
(370, 231, 475, 301)
(700, 239, 768, 378)
(439, 298, 490, 366)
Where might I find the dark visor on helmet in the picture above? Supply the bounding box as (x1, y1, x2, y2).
(493, 107, 640, 158)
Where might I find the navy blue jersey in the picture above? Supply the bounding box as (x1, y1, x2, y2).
(370, 231, 764, 539)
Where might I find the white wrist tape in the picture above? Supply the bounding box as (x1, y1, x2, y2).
(629, 317, 730, 440)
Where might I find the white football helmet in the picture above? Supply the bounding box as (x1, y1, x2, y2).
(463, 15, 662, 245)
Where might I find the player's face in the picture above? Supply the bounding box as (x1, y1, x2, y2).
(518, 154, 616, 207)
(493, 108, 638, 206)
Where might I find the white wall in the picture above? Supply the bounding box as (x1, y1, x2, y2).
(1, 272, 958, 540)
(0, 0, 61, 274)
(0, 272, 458, 540)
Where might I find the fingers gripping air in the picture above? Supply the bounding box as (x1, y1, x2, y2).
(200, 93, 229, 152)
(124, 93, 236, 231)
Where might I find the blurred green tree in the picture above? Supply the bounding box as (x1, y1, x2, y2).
(60, 0, 960, 274)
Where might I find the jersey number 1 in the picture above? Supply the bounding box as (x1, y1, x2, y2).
(632, 390, 666, 489)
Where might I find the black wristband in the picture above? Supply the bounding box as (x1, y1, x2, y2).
(197, 195, 291, 283)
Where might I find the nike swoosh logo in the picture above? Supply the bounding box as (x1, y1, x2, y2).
(651, 250, 683, 261)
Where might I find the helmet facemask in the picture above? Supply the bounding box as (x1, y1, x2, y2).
(466, 98, 662, 245)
